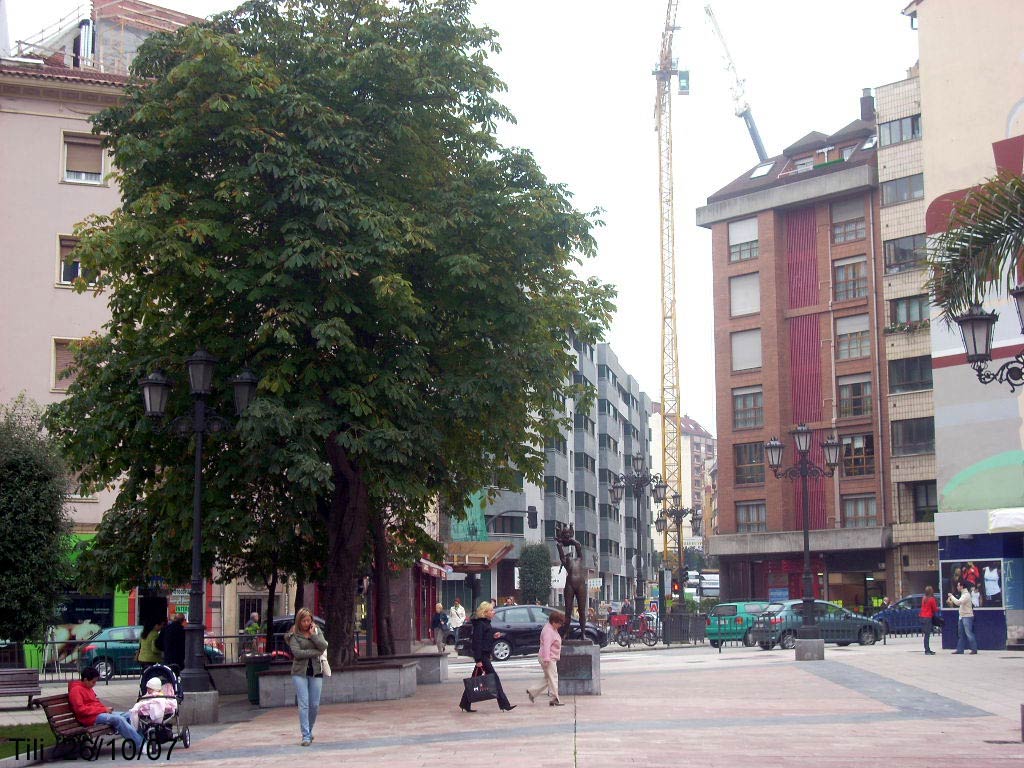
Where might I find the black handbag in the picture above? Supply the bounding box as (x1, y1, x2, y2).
(462, 669, 498, 703)
(932, 614, 944, 628)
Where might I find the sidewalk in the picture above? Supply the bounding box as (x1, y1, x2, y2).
(3, 637, 1020, 767)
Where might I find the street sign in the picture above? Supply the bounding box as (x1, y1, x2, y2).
(586, 578, 603, 589)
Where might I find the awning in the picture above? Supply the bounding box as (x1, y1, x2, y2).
(988, 508, 1024, 533)
(418, 558, 447, 580)
(445, 541, 513, 573)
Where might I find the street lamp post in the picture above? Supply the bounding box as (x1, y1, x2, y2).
(610, 453, 668, 615)
(140, 350, 257, 693)
(654, 491, 698, 577)
(764, 425, 841, 639)
(953, 287, 1024, 391)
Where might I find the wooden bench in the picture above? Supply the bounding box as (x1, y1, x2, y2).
(0, 668, 41, 708)
(36, 693, 115, 759)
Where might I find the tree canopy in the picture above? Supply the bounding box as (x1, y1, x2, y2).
(0, 397, 73, 641)
(46, 0, 614, 664)
(928, 170, 1024, 320)
(518, 543, 552, 606)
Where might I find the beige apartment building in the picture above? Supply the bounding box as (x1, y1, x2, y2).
(874, 68, 938, 597)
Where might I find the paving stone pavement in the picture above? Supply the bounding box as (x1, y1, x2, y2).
(2, 637, 1021, 767)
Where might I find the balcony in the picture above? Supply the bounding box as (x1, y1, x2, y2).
(707, 526, 891, 557)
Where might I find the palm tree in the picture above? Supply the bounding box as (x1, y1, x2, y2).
(928, 170, 1024, 321)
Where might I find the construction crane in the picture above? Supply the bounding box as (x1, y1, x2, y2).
(653, 0, 685, 573)
(704, 3, 768, 162)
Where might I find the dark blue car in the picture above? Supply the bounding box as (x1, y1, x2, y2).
(871, 594, 926, 634)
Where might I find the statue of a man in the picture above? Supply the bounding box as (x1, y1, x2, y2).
(555, 522, 588, 640)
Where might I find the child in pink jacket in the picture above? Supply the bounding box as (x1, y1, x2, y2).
(526, 611, 565, 706)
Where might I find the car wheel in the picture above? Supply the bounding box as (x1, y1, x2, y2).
(491, 639, 512, 661)
(836, 642, 851, 647)
(858, 627, 877, 646)
(779, 631, 796, 650)
(742, 629, 755, 647)
(758, 641, 773, 651)
(709, 640, 720, 648)
(93, 657, 115, 681)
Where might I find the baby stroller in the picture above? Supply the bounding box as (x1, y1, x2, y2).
(134, 664, 190, 750)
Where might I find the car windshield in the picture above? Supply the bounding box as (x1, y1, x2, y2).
(763, 603, 786, 614)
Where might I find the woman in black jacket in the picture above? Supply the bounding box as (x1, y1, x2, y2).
(458, 601, 515, 712)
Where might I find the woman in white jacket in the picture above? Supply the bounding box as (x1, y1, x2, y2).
(947, 584, 978, 654)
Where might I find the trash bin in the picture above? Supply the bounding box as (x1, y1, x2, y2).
(244, 654, 273, 705)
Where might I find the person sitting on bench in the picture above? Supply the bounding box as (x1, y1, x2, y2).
(68, 668, 143, 750)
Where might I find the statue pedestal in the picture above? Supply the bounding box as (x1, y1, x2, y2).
(556, 639, 601, 696)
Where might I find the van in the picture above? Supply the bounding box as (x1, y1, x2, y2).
(705, 601, 768, 647)
(698, 573, 720, 598)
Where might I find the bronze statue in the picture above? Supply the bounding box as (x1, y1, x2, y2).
(555, 522, 588, 640)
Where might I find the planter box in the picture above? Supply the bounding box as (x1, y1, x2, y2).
(355, 652, 448, 684)
(257, 661, 417, 707)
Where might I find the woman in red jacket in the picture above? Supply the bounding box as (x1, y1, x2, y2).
(918, 585, 939, 655)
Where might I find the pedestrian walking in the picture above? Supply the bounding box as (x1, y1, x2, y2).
(286, 608, 329, 746)
(448, 598, 466, 635)
(137, 619, 165, 672)
(458, 601, 515, 713)
(947, 583, 978, 654)
(431, 602, 449, 653)
(918, 586, 939, 655)
(159, 613, 186, 670)
(527, 610, 564, 707)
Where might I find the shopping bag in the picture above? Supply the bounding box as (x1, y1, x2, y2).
(462, 671, 498, 703)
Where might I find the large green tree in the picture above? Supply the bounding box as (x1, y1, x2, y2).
(46, 0, 614, 665)
(0, 397, 73, 642)
(929, 170, 1024, 319)
(518, 543, 552, 606)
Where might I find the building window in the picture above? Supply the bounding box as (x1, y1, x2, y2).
(729, 272, 760, 316)
(599, 434, 619, 453)
(731, 329, 762, 371)
(881, 173, 924, 206)
(732, 385, 763, 430)
(734, 442, 764, 485)
(545, 436, 567, 455)
(842, 494, 877, 528)
(544, 476, 567, 498)
(841, 434, 874, 477)
(841, 145, 856, 161)
(911, 481, 937, 523)
(830, 198, 866, 244)
(837, 374, 872, 418)
(736, 501, 767, 533)
(728, 217, 758, 262)
(486, 515, 524, 535)
(63, 134, 104, 184)
(574, 491, 596, 511)
(53, 339, 78, 391)
(889, 356, 933, 393)
(883, 233, 927, 273)
(836, 314, 870, 359)
(574, 412, 595, 436)
(892, 417, 935, 456)
(58, 236, 97, 286)
(890, 294, 930, 324)
(575, 452, 596, 473)
(833, 256, 868, 300)
(879, 114, 922, 147)
(794, 156, 814, 173)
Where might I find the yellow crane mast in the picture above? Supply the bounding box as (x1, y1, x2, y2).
(653, 0, 687, 568)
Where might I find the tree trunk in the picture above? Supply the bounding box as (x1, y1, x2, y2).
(370, 511, 395, 656)
(294, 572, 305, 615)
(263, 569, 278, 653)
(323, 435, 370, 668)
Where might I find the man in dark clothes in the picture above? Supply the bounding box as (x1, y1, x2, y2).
(159, 613, 186, 669)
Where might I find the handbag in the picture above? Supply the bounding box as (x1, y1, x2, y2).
(462, 668, 498, 703)
(320, 651, 332, 678)
(931, 614, 944, 628)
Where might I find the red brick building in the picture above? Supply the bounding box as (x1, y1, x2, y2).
(696, 93, 898, 611)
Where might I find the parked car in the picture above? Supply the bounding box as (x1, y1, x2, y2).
(78, 625, 225, 680)
(263, 615, 328, 658)
(705, 601, 769, 647)
(870, 594, 926, 634)
(455, 605, 608, 661)
(749, 600, 883, 650)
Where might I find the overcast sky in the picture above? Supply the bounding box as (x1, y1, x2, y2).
(7, 0, 919, 436)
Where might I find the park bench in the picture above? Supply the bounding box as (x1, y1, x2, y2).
(0, 668, 41, 708)
(36, 693, 115, 759)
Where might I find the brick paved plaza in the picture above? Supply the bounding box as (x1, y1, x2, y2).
(3, 637, 1021, 767)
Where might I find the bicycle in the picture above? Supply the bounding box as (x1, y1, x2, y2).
(611, 614, 658, 647)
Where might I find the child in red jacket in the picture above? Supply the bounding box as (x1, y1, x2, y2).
(69, 668, 143, 750)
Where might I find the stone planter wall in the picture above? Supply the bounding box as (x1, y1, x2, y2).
(258, 661, 418, 707)
(355, 652, 448, 684)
